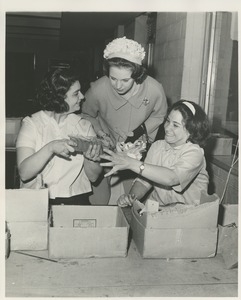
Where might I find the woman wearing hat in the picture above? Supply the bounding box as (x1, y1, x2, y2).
(82, 37, 168, 204)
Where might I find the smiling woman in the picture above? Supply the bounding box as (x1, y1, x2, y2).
(164, 110, 190, 147)
(64, 81, 84, 114)
(16, 68, 103, 206)
(100, 100, 210, 207)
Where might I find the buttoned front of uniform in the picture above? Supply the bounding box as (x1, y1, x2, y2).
(82, 76, 167, 142)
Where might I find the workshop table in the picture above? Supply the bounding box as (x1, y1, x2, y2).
(5, 239, 238, 297)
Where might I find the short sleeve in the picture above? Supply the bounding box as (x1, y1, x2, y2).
(144, 141, 162, 164)
(172, 146, 204, 192)
(86, 122, 97, 137)
(16, 117, 36, 149)
(76, 117, 97, 138)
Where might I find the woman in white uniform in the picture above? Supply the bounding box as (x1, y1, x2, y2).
(100, 100, 210, 207)
(16, 68, 102, 206)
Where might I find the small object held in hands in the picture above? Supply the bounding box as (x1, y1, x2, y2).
(69, 135, 115, 154)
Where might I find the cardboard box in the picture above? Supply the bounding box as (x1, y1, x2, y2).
(131, 193, 220, 258)
(217, 204, 238, 269)
(6, 117, 22, 148)
(218, 204, 238, 227)
(49, 205, 129, 258)
(206, 134, 233, 156)
(5, 188, 49, 250)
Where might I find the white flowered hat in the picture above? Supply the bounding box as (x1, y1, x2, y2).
(103, 36, 145, 65)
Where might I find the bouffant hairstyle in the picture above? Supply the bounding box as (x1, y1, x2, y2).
(166, 100, 211, 147)
(36, 68, 79, 113)
(103, 57, 147, 84)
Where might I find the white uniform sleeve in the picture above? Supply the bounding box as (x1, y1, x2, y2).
(16, 117, 36, 149)
(172, 146, 204, 192)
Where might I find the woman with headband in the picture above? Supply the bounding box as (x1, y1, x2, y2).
(82, 37, 167, 204)
(100, 100, 211, 207)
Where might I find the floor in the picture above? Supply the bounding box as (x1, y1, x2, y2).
(5, 208, 238, 297)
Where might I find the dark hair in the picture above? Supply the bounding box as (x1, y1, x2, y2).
(103, 57, 147, 84)
(165, 100, 210, 147)
(36, 68, 79, 113)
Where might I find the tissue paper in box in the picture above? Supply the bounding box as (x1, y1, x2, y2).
(131, 192, 220, 258)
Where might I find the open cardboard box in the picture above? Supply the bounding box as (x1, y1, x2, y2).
(6, 117, 22, 148)
(206, 134, 233, 156)
(217, 203, 238, 269)
(49, 205, 129, 258)
(131, 192, 220, 258)
(5, 188, 49, 250)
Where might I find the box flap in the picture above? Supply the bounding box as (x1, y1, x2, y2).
(132, 197, 220, 229)
(6, 188, 49, 222)
(218, 204, 238, 226)
(51, 205, 126, 228)
(200, 192, 219, 204)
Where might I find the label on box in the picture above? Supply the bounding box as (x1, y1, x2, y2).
(73, 219, 96, 228)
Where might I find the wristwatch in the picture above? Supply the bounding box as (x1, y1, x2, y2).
(139, 163, 145, 175)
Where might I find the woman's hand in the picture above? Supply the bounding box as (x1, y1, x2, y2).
(117, 194, 137, 207)
(83, 143, 103, 182)
(102, 134, 115, 148)
(17, 138, 76, 182)
(97, 130, 115, 148)
(83, 143, 102, 162)
(49, 139, 77, 159)
(100, 148, 133, 177)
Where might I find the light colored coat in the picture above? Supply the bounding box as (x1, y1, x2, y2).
(82, 76, 167, 142)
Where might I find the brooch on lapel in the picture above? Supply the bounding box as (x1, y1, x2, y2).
(142, 98, 150, 106)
